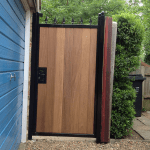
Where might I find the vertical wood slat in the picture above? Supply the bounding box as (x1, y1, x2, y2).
(78, 29, 90, 133)
(87, 29, 97, 134)
(45, 28, 57, 132)
(61, 28, 74, 133)
(70, 28, 82, 133)
(38, 28, 48, 67)
(36, 27, 48, 132)
(53, 28, 65, 133)
(36, 27, 97, 134)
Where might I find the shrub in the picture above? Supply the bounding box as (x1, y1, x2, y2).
(142, 107, 147, 112)
(110, 13, 144, 139)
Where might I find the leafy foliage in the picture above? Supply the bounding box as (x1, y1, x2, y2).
(40, 0, 128, 25)
(111, 13, 144, 138)
(140, 0, 150, 64)
(142, 107, 147, 112)
(111, 83, 136, 138)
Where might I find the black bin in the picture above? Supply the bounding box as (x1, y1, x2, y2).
(128, 74, 146, 117)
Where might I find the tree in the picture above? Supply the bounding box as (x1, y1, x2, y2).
(126, 0, 150, 64)
(39, 0, 129, 25)
(139, 0, 150, 64)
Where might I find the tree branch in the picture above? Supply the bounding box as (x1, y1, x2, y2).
(102, 0, 107, 6)
(108, 4, 121, 12)
(45, 10, 52, 16)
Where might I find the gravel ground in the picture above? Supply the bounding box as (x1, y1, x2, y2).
(123, 129, 143, 140)
(20, 128, 147, 150)
(23, 139, 150, 150)
(20, 112, 150, 150)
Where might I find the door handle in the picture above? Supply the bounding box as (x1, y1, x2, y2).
(10, 73, 16, 81)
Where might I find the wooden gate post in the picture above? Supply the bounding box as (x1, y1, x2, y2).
(101, 16, 112, 143)
(96, 13, 117, 143)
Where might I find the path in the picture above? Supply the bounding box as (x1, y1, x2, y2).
(133, 111, 150, 140)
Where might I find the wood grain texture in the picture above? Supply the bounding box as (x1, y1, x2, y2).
(52, 28, 65, 133)
(44, 28, 56, 132)
(36, 27, 97, 134)
(38, 28, 48, 67)
(36, 27, 48, 132)
(78, 29, 90, 134)
(101, 17, 109, 142)
(61, 28, 74, 133)
(104, 17, 112, 142)
(87, 29, 97, 134)
(69, 28, 83, 134)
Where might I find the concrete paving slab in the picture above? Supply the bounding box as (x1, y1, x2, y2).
(137, 116, 150, 126)
(133, 125, 150, 131)
(135, 130, 150, 140)
(133, 118, 145, 129)
(133, 113, 150, 140)
(142, 112, 150, 119)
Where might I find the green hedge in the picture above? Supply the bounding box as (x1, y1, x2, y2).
(111, 13, 144, 138)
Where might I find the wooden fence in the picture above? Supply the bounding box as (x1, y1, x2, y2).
(129, 63, 150, 111)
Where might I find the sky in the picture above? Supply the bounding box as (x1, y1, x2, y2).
(126, 0, 143, 6)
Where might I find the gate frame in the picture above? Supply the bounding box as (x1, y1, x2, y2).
(28, 12, 105, 143)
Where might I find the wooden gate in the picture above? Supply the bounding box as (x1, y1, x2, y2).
(28, 12, 107, 142)
(36, 27, 97, 134)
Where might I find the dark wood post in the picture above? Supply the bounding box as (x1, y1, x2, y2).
(101, 17, 112, 143)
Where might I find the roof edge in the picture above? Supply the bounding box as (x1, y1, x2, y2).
(21, 0, 41, 12)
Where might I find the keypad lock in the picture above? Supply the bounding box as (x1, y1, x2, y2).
(38, 67, 47, 84)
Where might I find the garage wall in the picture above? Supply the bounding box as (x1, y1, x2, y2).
(0, 0, 25, 149)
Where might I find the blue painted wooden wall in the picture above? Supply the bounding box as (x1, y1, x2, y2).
(0, 0, 25, 149)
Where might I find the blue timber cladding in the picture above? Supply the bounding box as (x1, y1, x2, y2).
(0, 0, 25, 149)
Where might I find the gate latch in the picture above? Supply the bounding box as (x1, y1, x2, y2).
(38, 67, 47, 84)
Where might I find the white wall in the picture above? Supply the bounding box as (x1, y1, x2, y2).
(22, 9, 31, 143)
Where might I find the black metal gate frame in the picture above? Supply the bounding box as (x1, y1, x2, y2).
(28, 12, 105, 143)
